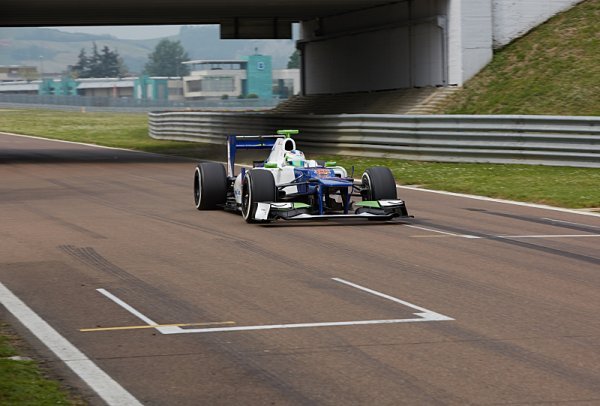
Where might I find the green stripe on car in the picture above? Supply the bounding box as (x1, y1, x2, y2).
(355, 201, 381, 208)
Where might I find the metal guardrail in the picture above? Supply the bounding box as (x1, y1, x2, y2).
(0, 94, 279, 113)
(148, 111, 600, 168)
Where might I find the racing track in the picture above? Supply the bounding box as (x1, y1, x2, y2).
(1, 132, 600, 405)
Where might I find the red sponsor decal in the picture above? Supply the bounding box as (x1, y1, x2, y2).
(315, 168, 332, 177)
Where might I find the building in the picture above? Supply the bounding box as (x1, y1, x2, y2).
(77, 78, 135, 98)
(135, 76, 184, 101)
(0, 65, 38, 82)
(0, 80, 39, 94)
(0, 76, 183, 101)
(40, 77, 79, 96)
(0, 55, 296, 102)
(182, 55, 300, 100)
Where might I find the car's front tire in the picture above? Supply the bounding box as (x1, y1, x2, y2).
(241, 169, 277, 223)
(361, 166, 397, 201)
(194, 162, 227, 210)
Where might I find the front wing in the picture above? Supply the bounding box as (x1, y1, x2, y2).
(253, 200, 411, 222)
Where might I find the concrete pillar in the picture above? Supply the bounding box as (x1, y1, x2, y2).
(447, 0, 493, 86)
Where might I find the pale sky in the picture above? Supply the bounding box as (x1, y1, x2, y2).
(52, 25, 185, 40)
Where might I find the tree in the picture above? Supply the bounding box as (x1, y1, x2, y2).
(71, 49, 88, 78)
(87, 42, 102, 77)
(287, 50, 300, 69)
(71, 43, 127, 78)
(144, 39, 190, 77)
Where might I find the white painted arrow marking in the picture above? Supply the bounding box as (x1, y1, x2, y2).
(95, 278, 453, 335)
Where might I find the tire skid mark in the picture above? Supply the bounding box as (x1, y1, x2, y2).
(21, 205, 106, 239)
(314, 331, 467, 405)
(222, 240, 413, 320)
(424, 322, 600, 394)
(223, 240, 466, 403)
(43, 177, 241, 241)
(57, 237, 457, 402)
(354, 219, 600, 290)
(270, 227, 600, 321)
(57, 244, 320, 404)
(58, 244, 214, 322)
(464, 208, 600, 234)
(219, 234, 595, 336)
(413, 219, 600, 267)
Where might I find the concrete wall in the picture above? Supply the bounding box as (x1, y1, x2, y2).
(300, 0, 448, 94)
(300, 0, 495, 93)
(492, 0, 583, 48)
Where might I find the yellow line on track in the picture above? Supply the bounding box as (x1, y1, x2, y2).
(80, 321, 236, 332)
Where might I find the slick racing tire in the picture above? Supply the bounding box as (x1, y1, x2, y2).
(362, 166, 397, 201)
(241, 169, 277, 223)
(194, 162, 227, 210)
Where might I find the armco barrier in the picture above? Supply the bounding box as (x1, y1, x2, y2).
(0, 93, 278, 113)
(148, 112, 600, 168)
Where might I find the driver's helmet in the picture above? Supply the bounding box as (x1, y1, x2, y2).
(285, 149, 306, 167)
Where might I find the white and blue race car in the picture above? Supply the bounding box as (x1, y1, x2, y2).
(194, 130, 410, 223)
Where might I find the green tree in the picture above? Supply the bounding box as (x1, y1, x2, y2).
(71, 48, 88, 78)
(71, 43, 127, 78)
(100, 46, 117, 76)
(144, 39, 190, 77)
(287, 50, 300, 69)
(88, 43, 102, 77)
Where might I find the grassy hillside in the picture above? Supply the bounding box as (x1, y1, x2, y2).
(443, 0, 600, 116)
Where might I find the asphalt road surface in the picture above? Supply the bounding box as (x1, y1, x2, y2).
(1, 132, 600, 405)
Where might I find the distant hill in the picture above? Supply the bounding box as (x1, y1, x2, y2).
(0, 27, 161, 74)
(0, 26, 296, 76)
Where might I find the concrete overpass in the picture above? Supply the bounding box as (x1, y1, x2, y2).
(3, 0, 582, 96)
(3, 0, 392, 37)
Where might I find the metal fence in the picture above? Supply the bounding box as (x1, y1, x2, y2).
(0, 94, 279, 113)
(148, 111, 600, 168)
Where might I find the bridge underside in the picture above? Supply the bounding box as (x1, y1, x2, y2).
(3, 0, 493, 95)
(2, 0, 391, 30)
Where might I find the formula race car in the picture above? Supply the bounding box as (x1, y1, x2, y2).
(193, 130, 410, 223)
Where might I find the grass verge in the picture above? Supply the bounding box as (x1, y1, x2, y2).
(0, 108, 598, 209)
(442, 0, 600, 115)
(314, 155, 600, 209)
(0, 109, 198, 154)
(0, 323, 82, 405)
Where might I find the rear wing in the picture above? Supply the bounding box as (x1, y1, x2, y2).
(226, 130, 299, 177)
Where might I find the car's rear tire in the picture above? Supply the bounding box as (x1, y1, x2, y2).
(362, 166, 397, 201)
(241, 169, 277, 223)
(194, 162, 227, 210)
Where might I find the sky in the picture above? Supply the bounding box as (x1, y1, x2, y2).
(52, 25, 184, 40)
